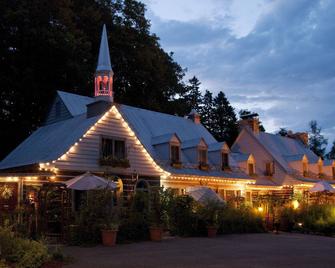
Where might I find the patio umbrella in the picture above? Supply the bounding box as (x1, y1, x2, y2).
(309, 181, 335, 193)
(65, 172, 117, 190)
(186, 186, 225, 204)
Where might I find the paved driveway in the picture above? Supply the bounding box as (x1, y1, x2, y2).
(64, 233, 335, 268)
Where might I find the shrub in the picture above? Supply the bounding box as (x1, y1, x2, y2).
(218, 205, 264, 234)
(0, 226, 49, 268)
(117, 191, 150, 242)
(166, 195, 202, 236)
(295, 204, 335, 236)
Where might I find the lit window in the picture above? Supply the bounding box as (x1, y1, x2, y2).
(248, 163, 255, 176)
(265, 162, 275, 176)
(225, 190, 235, 201)
(222, 153, 229, 170)
(318, 164, 323, 175)
(302, 162, 308, 176)
(101, 138, 126, 160)
(170, 145, 180, 163)
(199, 149, 207, 164)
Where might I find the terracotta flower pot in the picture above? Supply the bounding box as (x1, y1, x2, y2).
(207, 226, 218, 238)
(149, 227, 163, 241)
(101, 229, 118, 247)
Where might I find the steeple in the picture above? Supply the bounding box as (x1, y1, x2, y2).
(94, 24, 114, 101)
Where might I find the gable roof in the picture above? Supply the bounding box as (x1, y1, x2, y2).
(0, 113, 101, 170)
(151, 133, 181, 146)
(234, 127, 320, 174)
(57, 91, 94, 116)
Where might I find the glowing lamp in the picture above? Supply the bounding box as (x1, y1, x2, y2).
(257, 206, 263, 212)
(292, 200, 299, 210)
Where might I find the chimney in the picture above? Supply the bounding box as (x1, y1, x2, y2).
(86, 100, 112, 118)
(188, 109, 201, 124)
(238, 113, 260, 134)
(287, 131, 308, 146)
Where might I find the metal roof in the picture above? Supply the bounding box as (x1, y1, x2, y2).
(119, 104, 216, 159)
(0, 113, 101, 170)
(96, 24, 112, 71)
(57, 91, 94, 116)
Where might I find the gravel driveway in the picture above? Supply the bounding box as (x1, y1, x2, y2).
(64, 233, 335, 268)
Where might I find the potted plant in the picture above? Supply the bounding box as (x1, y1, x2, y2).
(101, 221, 119, 247)
(148, 190, 165, 241)
(200, 200, 223, 238)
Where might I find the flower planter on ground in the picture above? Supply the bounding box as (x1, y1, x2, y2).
(207, 226, 218, 238)
(149, 226, 163, 241)
(101, 229, 118, 247)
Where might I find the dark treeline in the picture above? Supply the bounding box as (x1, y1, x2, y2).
(0, 0, 244, 159)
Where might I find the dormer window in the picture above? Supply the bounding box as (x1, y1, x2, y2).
(332, 166, 335, 179)
(248, 163, 255, 176)
(222, 152, 229, 170)
(265, 161, 275, 176)
(199, 149, 207, 164)
(302, 161, 308, 177)
(170, 145, 180, 164)
(247, 155, 256, 176)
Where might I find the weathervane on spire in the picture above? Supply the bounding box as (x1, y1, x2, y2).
(94, 24, 114, 101)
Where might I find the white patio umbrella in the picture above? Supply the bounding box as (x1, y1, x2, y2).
(186, 186, 225, 204)
(65, 172, 117, 190)
(309, 181, 335, 193)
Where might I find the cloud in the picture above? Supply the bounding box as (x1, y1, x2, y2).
(143, 0, 335, 146)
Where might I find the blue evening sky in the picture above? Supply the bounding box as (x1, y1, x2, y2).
(141, 0, 335, 147)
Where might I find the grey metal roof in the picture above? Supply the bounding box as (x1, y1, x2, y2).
(283, 154, 305, 162)
(230, 152, 250, 162)
(57, 91, 94, 116)
(208, 142, 226, 152)
(0, 113, 100, 170)
(253, 131, 319, 172)
(151, 133, 179, 145)
(181, 138, 206, 149)
(119, 104, 216, 159)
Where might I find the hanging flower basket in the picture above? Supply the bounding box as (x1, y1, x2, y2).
(199, 162, 209, 171)
(171, 161, 182, 169)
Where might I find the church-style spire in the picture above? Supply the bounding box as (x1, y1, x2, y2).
(94, 24, 114, 101)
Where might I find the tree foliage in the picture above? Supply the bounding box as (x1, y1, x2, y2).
(195, 89, 239, 146)
(0, 0, 187, 159)
(308, 120, 328, 158)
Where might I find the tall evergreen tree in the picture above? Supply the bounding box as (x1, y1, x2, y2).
(326, 141, 335, 159)
(308, 120, 328, 158)
(211, 91, 239, 146)
(199, 90, 214, 133)
(184, 76, 202, 111)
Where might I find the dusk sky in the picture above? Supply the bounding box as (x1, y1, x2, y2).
(142, 0, 335, 148)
